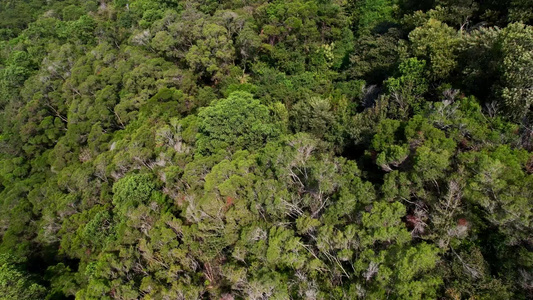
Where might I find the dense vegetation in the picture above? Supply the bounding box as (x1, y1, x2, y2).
(0, 0, 532, 299)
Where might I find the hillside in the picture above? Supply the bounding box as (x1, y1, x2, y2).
(0, 0, 532, 299)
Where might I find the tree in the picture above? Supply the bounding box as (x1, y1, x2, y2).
(409, 18, 460, 80)
(186, 23, 235, 81)
(0, 255, 46, 300)
(196, 91, 282, 154)
(112, 173, 158, 215)
(385, 58, 428, 117)
(461, 23, 533, 121)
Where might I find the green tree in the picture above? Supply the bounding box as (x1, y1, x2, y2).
(409, 18, 460, 80)
(0, 255, 46, 300)
(196, 91, 282, 154)
(385, 58, 428, 117)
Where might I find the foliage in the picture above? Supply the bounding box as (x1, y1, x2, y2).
(0, 0, 532, 299)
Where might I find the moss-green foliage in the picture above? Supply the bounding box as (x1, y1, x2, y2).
(0, 0, 532, 299)
(196, 91, 282, 154)
(0, 254, 46, 300)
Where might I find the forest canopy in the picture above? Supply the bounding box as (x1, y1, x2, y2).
(0, 0, 532, 299)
